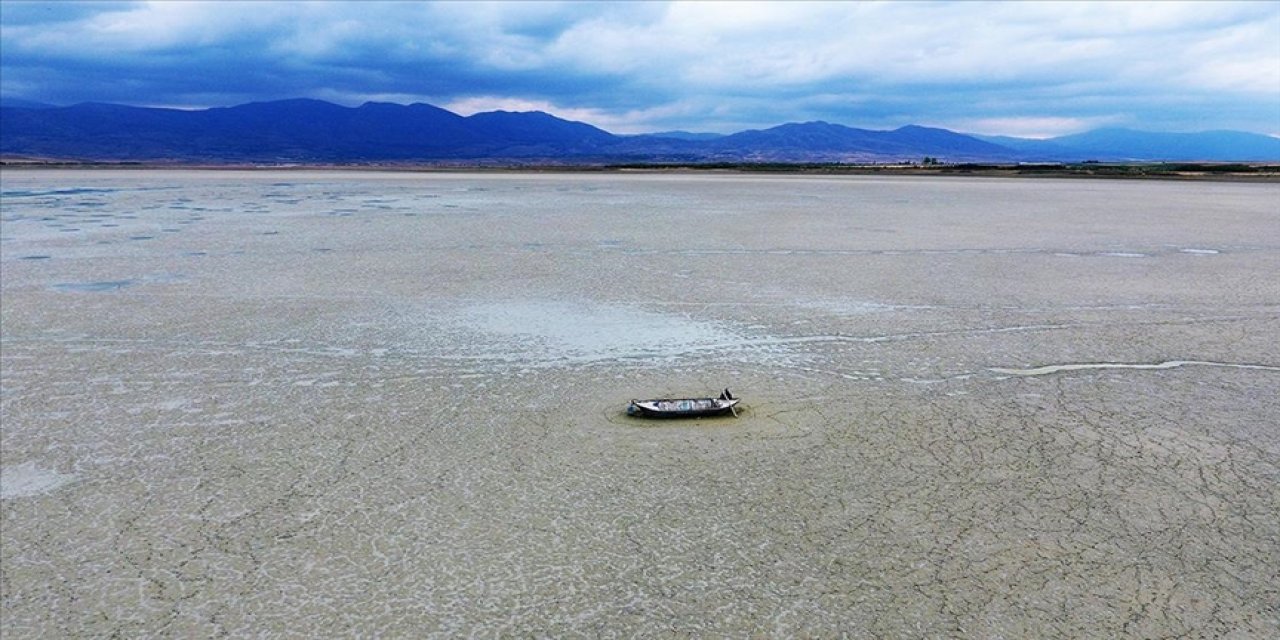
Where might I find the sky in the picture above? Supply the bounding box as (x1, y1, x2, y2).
(1, 1, 1278, 137)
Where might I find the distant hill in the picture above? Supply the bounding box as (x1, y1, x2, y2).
(974, 128, 1280, 162)
(692, 121, 1019, 162)
(971, 135, 1081, 158)
(2, 98, 1277, 163)
(463, 110, 614, 155)
(1049, 128, 1280, 162)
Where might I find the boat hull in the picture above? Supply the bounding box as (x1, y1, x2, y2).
(627, 397, 740, 419)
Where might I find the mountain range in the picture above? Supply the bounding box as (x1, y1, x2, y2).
(2, 98, 1277, 164)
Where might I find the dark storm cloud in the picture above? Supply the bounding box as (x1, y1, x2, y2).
(1, 1, 1277, 135)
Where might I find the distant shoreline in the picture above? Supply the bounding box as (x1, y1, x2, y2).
(2, 159, 1278, 182)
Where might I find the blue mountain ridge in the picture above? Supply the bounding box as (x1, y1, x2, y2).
(974, 129, 1280, 162)
(1, 98, 1276, 163)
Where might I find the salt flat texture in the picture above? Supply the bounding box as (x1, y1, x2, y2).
(2, 170, 1278, 637)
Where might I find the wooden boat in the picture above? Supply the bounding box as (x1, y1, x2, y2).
(627, 389, 740, 419)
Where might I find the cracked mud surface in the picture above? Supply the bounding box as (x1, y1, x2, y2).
(2, 170, 1278, 636)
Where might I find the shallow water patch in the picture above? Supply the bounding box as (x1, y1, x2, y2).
(801, 299, 937, 315)
(0, 187, 117, 198)
(52, 280, 135, 292)
(991, 360, 1280, 377)
(0, 462, 77, 499)
(457, 300, 754, 363)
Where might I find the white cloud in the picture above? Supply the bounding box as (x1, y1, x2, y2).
(1178, 17, 1280, 94)
(7, 1, 289, 53)
(947, 116, 1125, 139)
(622, 1, 1268, 91)
(443, 95, 695, 134)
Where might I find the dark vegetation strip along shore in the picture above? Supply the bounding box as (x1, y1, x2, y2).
(2, 158, 1278, 181)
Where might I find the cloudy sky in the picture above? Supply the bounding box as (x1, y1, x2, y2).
(2, 1, 1277, 137)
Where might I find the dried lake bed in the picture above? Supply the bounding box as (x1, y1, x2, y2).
(1, 169, 1278, 637)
